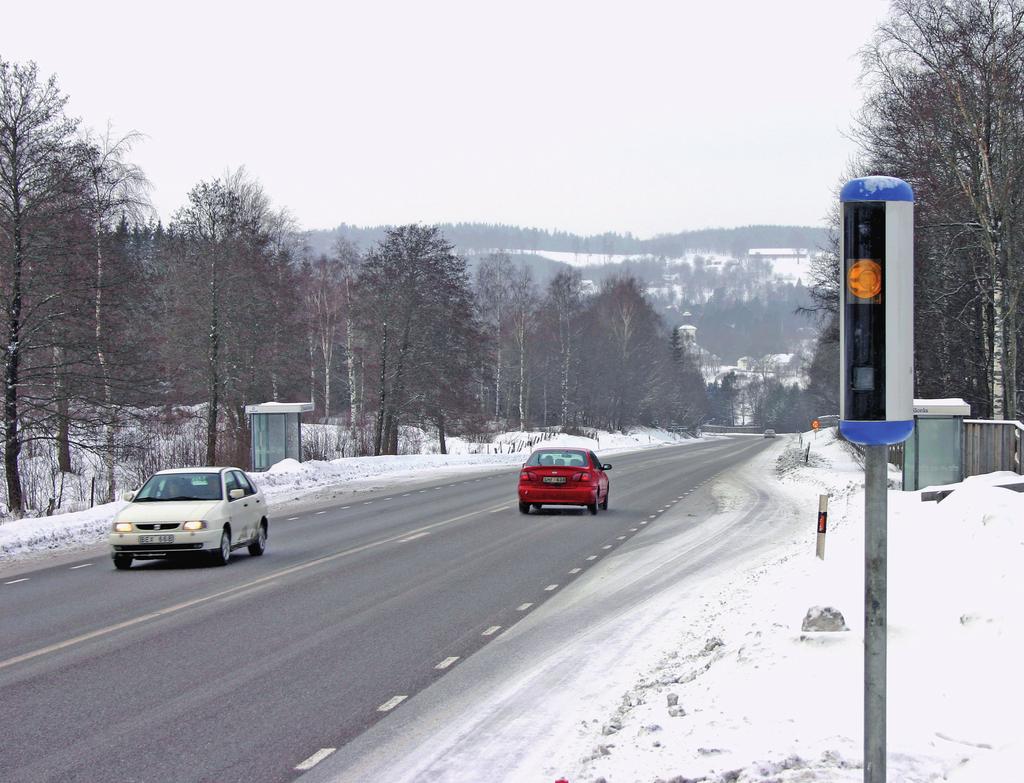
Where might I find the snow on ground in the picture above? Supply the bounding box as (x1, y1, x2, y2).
(0, 427, 694, 564)
(329, 427, 1022, 782)
(537, 427, 1023, 782)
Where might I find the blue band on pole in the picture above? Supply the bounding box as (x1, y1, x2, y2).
(840, 420, 914, 445)
(840, 177, 914, 203)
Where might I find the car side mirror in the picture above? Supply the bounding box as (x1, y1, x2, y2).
(229, 488, 245, 500)
(121, 491, 136, 502)
(603, 464, 612, 471)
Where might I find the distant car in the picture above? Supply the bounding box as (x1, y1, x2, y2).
(764, 429, 777, 438)
(518, 447, 611, 516)
(109, 467, 268, 570)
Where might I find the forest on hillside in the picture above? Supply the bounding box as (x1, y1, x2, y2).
(305, 222, 829, 259)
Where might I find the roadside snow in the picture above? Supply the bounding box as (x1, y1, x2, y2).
(0, 428, 695, 564)
(320, 427, 1022, 782)
(561, 428, 1024, 781)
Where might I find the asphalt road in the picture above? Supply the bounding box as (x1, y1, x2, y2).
(0, 436, 773, 783)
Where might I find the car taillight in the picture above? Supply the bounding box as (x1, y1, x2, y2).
(520, 471, 536, 481)
(574, 472, 590, 481)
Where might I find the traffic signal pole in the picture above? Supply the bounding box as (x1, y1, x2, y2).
(864, 444, 888, 783)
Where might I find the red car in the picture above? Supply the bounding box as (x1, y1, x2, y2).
(518, 447, 611, 515)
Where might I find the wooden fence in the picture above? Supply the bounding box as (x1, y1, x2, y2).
(963, 419, 1023, 477)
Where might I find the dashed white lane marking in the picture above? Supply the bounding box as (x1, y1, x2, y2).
(315, 511, 327, 515)
(399, 532, 430, 543)
(677, 495, 684, 499)
(648, 515, 657, 519)
(617, 536, 626, 540)
(544, 584, 559, 591)
(630, 528, 638, 532)
(474, 479, 481, 482)
(482, 625, 501, 636)
(602, 545, 612, 550)
(436, 656, 460, 669)
(419, 490, 427, 493)
(295, 748, 336, 771)
(402, 493, 410, 497)
(377, 695, 408, 712)
(586, 555, 598, 561)
(363, 502, 373, 505)
(640, 521, 648, 525)
(382, 497, 393, 501)
(4, 578, 29, 585)
(341, 506, 351, 509)
(434, 487, 443, 490)
(287, 516, 299, 521)
(569, 568, 582, 574)
(517, 603, 533, 611)
(70, 563, 93, 570)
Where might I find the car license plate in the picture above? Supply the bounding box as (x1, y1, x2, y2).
(542, 476, 566, 484)
(139, 534, 174, 544)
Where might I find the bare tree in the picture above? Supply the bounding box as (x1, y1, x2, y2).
(83, 126, 152, 500)
(0, 59, 81, 514)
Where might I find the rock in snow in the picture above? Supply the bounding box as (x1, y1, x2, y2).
(801, 605, 848, 632)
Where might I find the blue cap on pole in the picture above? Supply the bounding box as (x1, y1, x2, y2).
(840, 176, 914, 203)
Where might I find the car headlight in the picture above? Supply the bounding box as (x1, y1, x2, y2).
(182, 520, 208, 531)
(113, 522, 133, 533)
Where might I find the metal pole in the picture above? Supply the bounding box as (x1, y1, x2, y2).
(864, 444, 887, 782)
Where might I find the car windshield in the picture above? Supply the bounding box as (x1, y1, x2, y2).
(526, 450, 589, 468)
(134, 472, 222, 501)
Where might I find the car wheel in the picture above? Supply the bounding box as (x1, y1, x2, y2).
(518, 502, 530, 514)
(248, 521, 268, 556)
(113, 555, 133, 570)
(587, 501, 598, 515)
(211, 528, 231, 566)
(600, 490, 609, 511)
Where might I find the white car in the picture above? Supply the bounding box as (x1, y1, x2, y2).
(110, 467, 268, 570)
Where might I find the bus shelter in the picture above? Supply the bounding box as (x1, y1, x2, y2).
(902, 398, 970, 491)
(245, 402, 314, 471)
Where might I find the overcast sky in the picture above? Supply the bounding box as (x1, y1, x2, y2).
(5, 1, 890, 236)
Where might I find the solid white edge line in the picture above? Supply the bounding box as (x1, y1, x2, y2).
(295, 748, 336, 771)
(70, 563, 93, 570)
(377, 695, 408, 712)
(482, 625, 501, 636)
(517, 602, 533, 611)
(435, 656, 460, 669)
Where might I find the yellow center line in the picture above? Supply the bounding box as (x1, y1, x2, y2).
(0, 501, 509, 672)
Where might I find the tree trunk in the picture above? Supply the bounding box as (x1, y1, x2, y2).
(53, 348, 72, 473)
(436, 412, 447, 454)
(206, 281, 220, 465)
(374, 321, 387, 455)
(4, 222, 25, 515)
(94, 232, 116, 501)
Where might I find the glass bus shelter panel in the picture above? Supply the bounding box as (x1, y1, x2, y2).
(252, 413, 291, 472)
